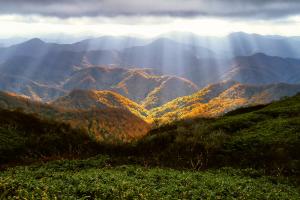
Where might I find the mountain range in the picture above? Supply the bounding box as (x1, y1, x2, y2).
(0, 37, 220, 86)
(1, 32, 300, 140)
(1, 33, 300, 105)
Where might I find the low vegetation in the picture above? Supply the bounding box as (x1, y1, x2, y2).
(1, 156, 299, 199)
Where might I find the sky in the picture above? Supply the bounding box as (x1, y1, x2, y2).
(0, 0, 300, 38)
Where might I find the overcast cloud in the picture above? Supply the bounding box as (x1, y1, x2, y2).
(0, 0, 300, 19)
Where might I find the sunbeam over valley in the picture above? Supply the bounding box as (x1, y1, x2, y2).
(0, 1, 300, 199)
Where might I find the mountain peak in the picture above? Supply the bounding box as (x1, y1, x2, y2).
(24, 38, 45, 45)
(16, 38, 46, 49)
(228, 32, 249, 37)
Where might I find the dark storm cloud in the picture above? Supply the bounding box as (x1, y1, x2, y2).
(0, 0, 300, 19)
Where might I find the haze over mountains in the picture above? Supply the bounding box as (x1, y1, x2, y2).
(1, 31, 300, 135)
(162, 32, 300, 59)
(1, 32, 300, 102)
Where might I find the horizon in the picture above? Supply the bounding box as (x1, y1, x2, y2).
(0, 1, 300, 39)
(1, 31, 300, 47)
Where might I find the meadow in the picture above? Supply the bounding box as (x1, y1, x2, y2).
(1, 156, 299, 199)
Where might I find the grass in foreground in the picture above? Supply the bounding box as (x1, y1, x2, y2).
(0, 156, 299, 200)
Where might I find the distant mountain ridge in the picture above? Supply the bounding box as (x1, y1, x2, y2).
(221, 53, 300, 84)
(0, 37, 223, 87)
(1, 35, 300, 85)
(162, 31, 300, 58)
(0, 36, 149, 62)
